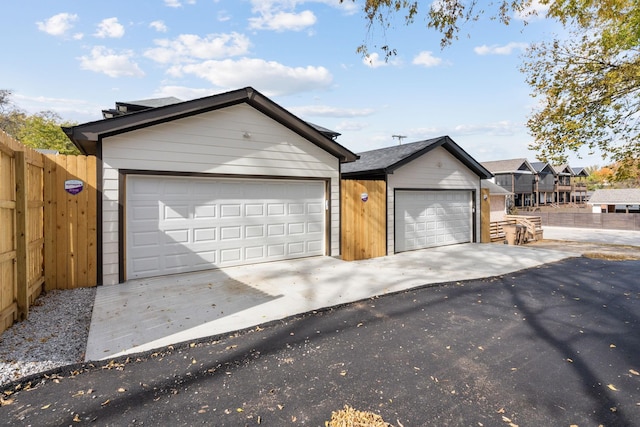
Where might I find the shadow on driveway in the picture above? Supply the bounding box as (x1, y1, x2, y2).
(2, 257, 639, 426)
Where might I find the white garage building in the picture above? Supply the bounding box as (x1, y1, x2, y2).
(341, 137, 493, 255)
(64, 87, 357, 285)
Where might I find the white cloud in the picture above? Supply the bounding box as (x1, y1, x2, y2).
(94, 17, 125, 39)
(514, 0, 550, 20)
(362, 53, 400, 68)
(217, 11, 232, 22)
(335, 121, 369, 132)
(79, 46, 144, 78)
(13, 93, 101, 119)
(412, 51, 443, 67)
(452, 121, 521, 136)
(165, 0, 196, 7)
(173, 58, 332, 96)
(474, 42, 529, 55)
(291, 105, 375, 118)
(36, 13, 78, 36)
(144, 33, 251, 64)
(249, 10, 317, 32)
(149, 20, 168, 33)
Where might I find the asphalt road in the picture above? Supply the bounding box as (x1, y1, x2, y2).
(1, 257, 639, 426)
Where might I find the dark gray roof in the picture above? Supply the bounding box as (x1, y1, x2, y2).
(120, 97, 183, 108)
(573, 167, 589, 177)
(481, 158, 535, 174)
(530, 161, 554, 173)
(102, 97, 184, 119)
(64, 87, 357, 163)
(588, 188, 640, 204)
(341, 136, 492, 179)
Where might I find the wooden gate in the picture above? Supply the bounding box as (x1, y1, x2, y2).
(340, 179, 386, 261)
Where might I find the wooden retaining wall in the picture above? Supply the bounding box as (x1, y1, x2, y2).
(0, 131, 96, 334)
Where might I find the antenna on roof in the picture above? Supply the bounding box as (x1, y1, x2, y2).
(392, 135, 407, 145)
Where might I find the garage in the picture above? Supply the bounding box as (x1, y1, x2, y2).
(395, 190, 472, 252)
(63, 87, 357, 285)
(341, 136, 493, 258)
(126, 175, 326, 279)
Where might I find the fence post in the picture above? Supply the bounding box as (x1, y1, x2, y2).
(15, 150, 28, 321)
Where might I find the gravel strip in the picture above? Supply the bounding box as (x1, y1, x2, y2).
(0, 287, 96, 386)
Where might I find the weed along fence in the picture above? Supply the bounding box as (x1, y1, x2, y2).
(0, 131, 97, 335)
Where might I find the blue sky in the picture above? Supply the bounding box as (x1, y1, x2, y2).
(1, 0, 602, 167)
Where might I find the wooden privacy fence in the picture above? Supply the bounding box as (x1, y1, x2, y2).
(341, 179, 386, 261)
(0, 131, 96, 335)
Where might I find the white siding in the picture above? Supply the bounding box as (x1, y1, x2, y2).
(101, 104, 340, 285)
(387, 146, 481, 254)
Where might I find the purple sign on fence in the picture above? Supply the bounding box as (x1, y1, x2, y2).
(65, 179, 84, 195)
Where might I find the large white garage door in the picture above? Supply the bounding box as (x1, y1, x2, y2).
(126, 175, 326, 279)
(395, 190, 472, 252)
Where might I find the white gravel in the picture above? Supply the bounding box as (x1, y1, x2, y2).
(0, 287, 96, 387)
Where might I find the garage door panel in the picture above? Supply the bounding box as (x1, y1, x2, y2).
(127, 176, 325, 279)
(396, 190, 472, 252)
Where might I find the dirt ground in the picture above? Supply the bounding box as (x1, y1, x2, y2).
(526, 239, 640, 261)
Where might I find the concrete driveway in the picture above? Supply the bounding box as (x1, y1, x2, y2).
(86, 242, 575, 361)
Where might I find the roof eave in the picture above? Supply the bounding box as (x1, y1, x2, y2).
(63, 87, 358, 162)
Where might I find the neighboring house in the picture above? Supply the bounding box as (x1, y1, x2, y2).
(530, 161, 556, 205)
(481, 158, 536, 208)
(587, 188, 640, 213)
(341, 136, 492, 256)
(571, 167, 589, 203)
(63, 87, 358, 285)
(552, 164, 574, 204)
(481, 180, 513, 222)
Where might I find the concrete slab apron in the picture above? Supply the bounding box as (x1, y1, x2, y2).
(85, 243, 574, 361)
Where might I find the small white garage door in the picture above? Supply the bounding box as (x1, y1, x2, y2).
(126, 175, 326, 279)
(395, 190, 472, 252)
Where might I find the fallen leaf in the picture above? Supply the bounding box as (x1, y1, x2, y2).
(41, 404, 51, 409)
(607, 384, 618, 391)
(629, 369, 639, 376)
(236, 408, 243, 413)
(497, 408, 505, 414)
(117, 387, 126, 393)
(610, 344, 617, 348)
(73, 414, 81, 422)
(0, 398, 14, 406)
(567, 358, 573, 363)
(340, 371, 347, 376)
(101, 399, 111, 406)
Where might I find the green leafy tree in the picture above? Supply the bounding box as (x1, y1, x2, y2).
(0, 90, 79, 154)
(343, 0, 640, 179)
(524, 0, 639, 180)
(16, 111, 79, 155)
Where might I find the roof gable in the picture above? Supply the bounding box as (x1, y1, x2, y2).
(64, 87, 357, 162)
(482, 158, 536, 174)
(341, 135, 492, 179)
